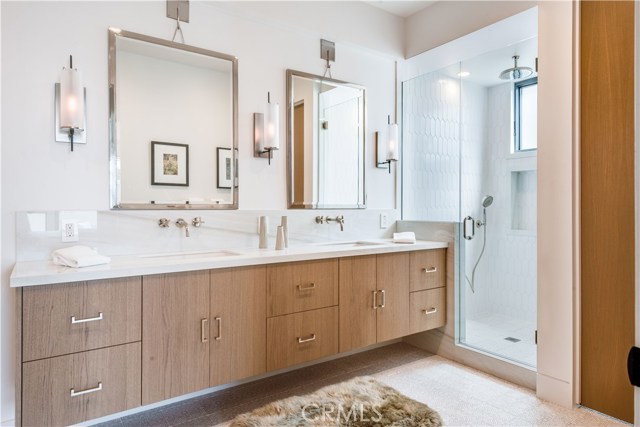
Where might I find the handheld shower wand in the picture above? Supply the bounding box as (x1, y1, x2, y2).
(466, 195, 494, 293)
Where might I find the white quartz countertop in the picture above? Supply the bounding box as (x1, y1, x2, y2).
(10, 240, 448, 287)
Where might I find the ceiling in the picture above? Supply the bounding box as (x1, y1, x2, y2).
(365, 0, 436, 18)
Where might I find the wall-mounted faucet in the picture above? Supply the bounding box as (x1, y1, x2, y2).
(175, 218, 190, 237)
(326, 215, 345, 231)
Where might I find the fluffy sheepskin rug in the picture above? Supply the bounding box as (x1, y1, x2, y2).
(230, 376, 442, 426)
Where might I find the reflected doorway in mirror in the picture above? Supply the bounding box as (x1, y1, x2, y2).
(217, 147, 238, 189)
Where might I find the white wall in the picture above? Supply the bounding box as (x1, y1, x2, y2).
(0, 1, 403, 422)
(536, 0, 576, 407)
(404, 0, 537, 59)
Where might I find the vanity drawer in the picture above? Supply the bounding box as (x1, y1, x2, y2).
(409, 287, 446, 333)
(409, 249, 446, 292)
(266, 306, 338, 371)
(267, 259, 338, 317)
(22, 342, 141, 427)
(22, 277, 142, 362)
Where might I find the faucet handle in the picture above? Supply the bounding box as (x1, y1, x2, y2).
(158, 218, 171, 228)
(315, 216, 325, 224)
(192, 217, 205, 227)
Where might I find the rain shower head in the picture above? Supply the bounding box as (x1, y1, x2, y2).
(499, 55, 533, 81)
(482, 195, 494, 208)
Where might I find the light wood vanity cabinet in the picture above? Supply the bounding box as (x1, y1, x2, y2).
(142, 271, 210, 405)
(210, 266, 267, 387)
(338, 253, 412, 353)
(16, 247, 445, 426)
(19, 277, 142, 427)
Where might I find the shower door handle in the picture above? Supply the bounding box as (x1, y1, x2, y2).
(463, 216, 475, 240)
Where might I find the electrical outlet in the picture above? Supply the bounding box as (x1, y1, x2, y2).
(61, 221, 79, 242)
(380, 214, 389, 229)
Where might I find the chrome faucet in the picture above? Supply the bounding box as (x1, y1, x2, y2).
(325, 215, 345, 231)
(315, 216, 325, 224)
(175, 218, 190, 237)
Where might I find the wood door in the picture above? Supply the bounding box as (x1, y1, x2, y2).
(142, 271, 210, 405)
(580, 1, 635, 422)
(22, 343, 141, 427)
(294, 102, 305, 203)
(210, 266, 267, 387)
(267, 259, 338, 317)
(376, 252, 410, 342)
(338, 255, 377, 352)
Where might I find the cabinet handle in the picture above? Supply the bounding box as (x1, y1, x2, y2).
(372, 290, 378, 309)
(379, 289, 386, 308)
(201, 318, 209, 343)
(297, 334, 316, 343)
(70, 382, 102, 397)
(70, 312, 103, 324)
(424, 307, 438, 315)
(297, 283, 316, 291)
(215, 317, 222, 341)
(422, 267, 437, 273)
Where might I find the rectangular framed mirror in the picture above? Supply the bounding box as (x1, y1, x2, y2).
(109, 28, 238, 209)
(286, 70, 366, 209)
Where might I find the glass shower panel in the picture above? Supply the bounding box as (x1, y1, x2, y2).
(458, 48, 538, 368)
(402, 63, 462, 222)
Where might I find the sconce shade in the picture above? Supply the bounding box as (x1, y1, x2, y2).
(59, 67, 85, 130)
(387, 123, 398, 161)
(264, 101, 279, 150)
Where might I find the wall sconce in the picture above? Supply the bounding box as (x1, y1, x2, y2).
(55, 55, 86, 152)
(376, 115, 398, 173)
(254, 92, 279, 165)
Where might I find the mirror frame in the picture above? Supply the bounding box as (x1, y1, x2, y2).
(108, 28, 239, 210)
(286, 69, 367, 209)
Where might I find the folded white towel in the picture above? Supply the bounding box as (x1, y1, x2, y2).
(52, 245, 111, 268)
(393, 232, 416, 244)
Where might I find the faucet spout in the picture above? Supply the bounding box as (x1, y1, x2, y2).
(175, 218, 190, 237)
(325, 215, 345, 231)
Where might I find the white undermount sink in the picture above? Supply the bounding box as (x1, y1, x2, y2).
(138, 249, 242, 259)
(316, 241, 386, 248)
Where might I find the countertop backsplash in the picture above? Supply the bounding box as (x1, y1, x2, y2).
(16, 209, 400, 262)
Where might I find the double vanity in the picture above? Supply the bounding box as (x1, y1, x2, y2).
(12, 241, 447, 426)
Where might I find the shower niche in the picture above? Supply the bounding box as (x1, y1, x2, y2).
(510, 170, 537, 232)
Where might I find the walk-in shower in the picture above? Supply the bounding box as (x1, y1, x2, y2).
(401, 9, 538, 369)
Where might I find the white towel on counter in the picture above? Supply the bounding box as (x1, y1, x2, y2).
(52, 245, 111, 268)
(393, 232, 416, 244)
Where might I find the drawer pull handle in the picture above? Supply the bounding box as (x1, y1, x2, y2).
(424, 307, 438, 315)
(379, 289, 386, 308)
(422, 267, 437, 273)
(215, 317, 222, 341)
(297, 283, 316, 291)
(70, 382, 102, 397)
(372, 290, 378, 310)
(70, 312, 104, 324)
(201, 318, 209, 343)
(297, 334, 316, 343)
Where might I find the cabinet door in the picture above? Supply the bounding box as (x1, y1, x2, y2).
(339, 255, 377, 352)
(210, 266, 267, 387)
(376, 253, 410, 342)
(142, 271, 210, 405)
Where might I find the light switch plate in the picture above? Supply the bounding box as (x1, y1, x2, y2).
(380, 214, 388, 229)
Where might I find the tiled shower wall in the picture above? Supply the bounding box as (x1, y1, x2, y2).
(402, 71, 537, 327)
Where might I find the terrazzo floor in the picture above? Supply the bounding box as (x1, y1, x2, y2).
(93, 343, 629, 427)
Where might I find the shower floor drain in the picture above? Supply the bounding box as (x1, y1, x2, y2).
(504, 337, 521, 343)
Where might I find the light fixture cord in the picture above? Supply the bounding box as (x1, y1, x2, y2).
(172, 7, 185, 43)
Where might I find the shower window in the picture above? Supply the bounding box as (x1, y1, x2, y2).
(514, 77, 538, 152)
